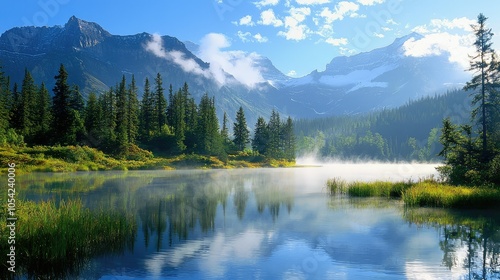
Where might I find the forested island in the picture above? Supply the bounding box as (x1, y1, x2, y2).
(0, 64, 296, 172)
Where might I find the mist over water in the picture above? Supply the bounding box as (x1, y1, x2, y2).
(295, 156, 441, 183)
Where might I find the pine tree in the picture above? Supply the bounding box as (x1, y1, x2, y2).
(172, 88, 186, 152)
(0, 64, 10, 133)
(70, 85, 85, 114)
(84, 92, 104, 147)
(221, 111, 230, 143)
(196, 94, 221, 155)
(9, 83, 21, 131)
(139, 78, 153, 141)
(99, 88, 117, 151)
(252, 116, 268, 155)
(115, 76, 129, 147)
(464, 13, 497, 163)
(233, 106, 249, 151)
(52, 64, 78, 145)
(266, 110, 282, 158)
(154, 73, 167, 135)
(282, 116, 296, 161)
(167, 83, 174, 126)
(35, 82, 52, 144)
(127, 75, 140, 144)
(19, 68, 38, 140)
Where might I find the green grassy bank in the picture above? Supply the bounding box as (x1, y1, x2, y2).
(327, 178, 500, 209)
(0, 146, 295, 173)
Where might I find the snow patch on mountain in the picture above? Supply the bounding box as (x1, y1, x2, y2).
(318, 63, 397, 92)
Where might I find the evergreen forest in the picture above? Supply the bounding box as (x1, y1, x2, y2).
(0, 64, 296, 163)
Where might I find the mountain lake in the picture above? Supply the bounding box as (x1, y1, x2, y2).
(6, 163, 500, 279)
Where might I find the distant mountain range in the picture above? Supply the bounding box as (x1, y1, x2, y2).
(0, 16, 469, 124)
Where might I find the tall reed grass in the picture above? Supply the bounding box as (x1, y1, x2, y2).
(0, 199, 136, 278)
(327, 178, 500, 209)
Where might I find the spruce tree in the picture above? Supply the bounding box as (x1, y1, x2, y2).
(20, 69, 37, 140)
(267, 110, 282, 158)
(84, 92, 104, 147)
(282, 116, 296, 161)
(154, 73, 167, 135)
(9, 83, 21, 131)
(464, 13, 497, 163)
(221, 111, 230, 143)
(127, 75, 140, 144)
(35, 82, 52, 144)
(115, 76, 129, 147)
(0, 64, 10, 133)
(172, 88, 186, 152)
(99, 88, 117, 151)
(139, 78, 153, 141)
(196, 94, 221, 155)
(233, 106, 249, 151)
(252, 116, 268, 155)
(52, 64, 78, 145)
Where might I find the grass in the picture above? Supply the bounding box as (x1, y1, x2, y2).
(0, 146, 296, 173)
(0, 199, 136, 278)
(327, 177, 413, 198)
(402, 182, 500, 208)
(327, 177, 500, 209)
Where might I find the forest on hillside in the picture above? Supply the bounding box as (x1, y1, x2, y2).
(295, 90, 471, 161)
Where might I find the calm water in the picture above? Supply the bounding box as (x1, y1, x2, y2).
(11, 164, 500, 279)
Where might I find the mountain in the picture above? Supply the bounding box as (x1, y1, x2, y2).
(276, 33, 469, 118)
(0, 17, 469, 125)
(0, 16, 279, 126)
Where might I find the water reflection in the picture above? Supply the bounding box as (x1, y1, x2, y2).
(404, 208, 500, 279)
(6, 167, 500, 279)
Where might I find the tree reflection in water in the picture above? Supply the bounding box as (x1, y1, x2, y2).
(404, 208, 500, 279)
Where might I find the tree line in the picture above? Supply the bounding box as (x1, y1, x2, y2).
(0, 64, 296, 161)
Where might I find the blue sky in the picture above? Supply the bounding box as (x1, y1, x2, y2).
(2, 0, 500, 78)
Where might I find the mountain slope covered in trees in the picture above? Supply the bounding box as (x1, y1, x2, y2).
(295, 90, 471, 161)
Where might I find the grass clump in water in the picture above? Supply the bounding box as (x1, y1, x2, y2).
(327, 178, 412, 198)
(327, 177, 500, 209)
(0, 199, 136, 278)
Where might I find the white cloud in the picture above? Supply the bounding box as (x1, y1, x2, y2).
(253, 33, 269, 43)
(403, 32, 475, 69)
(198, 33, 266, 88)
(277, 7, 312, 41)
(296, 0, 330, 4)
(374, 32, 384, 38)
(412, 17, 474, 34)
(237, 31, 252, 42)
(357, 0, 384, 5)
(254, 0, 279, 8)
(145, 34, 209, 77)
(339, 47, 357, 55)
(146, 33, 266, 89)
(238, 31, 269, 43)
(320, 1, 359, 23)
(404, 17, 477, 70)
(259, 9, 284, 27)
(325, 37, 348, 46)
(238, 15, 255, 26)
(316, 24, 333, 38)
(287, 70, 298, 77)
